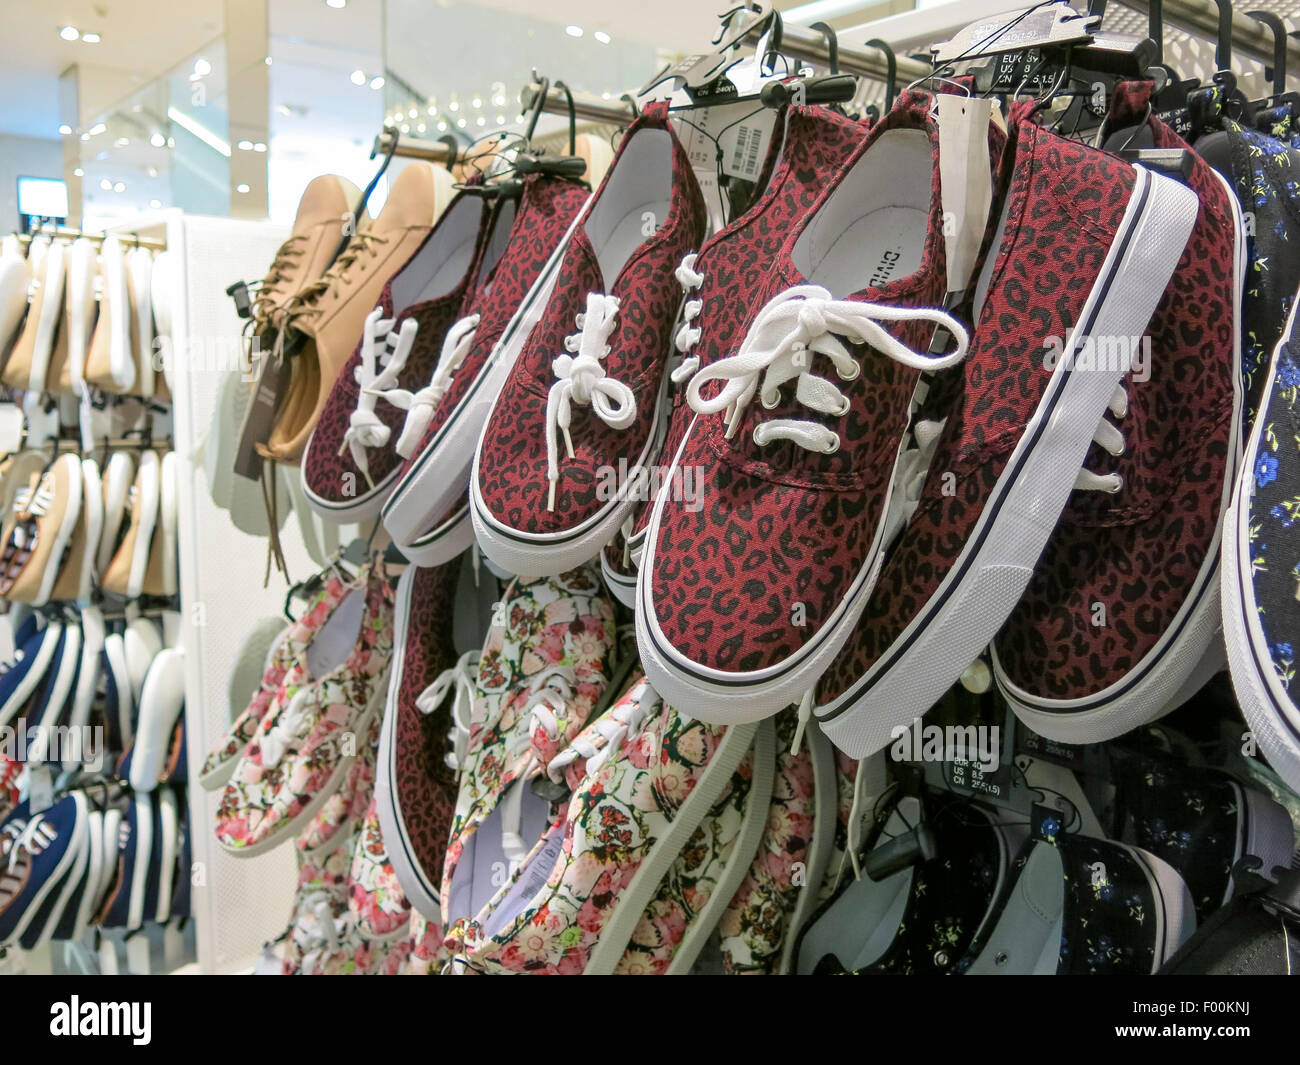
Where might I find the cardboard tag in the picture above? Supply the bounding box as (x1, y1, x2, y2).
(719, 110, 777, 182)
(27, 765, 53, 814)
(232, 337, 288, 482)
(938, 94, 994, 296)
(0, 403, 23, 455)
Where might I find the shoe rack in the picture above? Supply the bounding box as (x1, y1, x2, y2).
(109, 209, 323, 973)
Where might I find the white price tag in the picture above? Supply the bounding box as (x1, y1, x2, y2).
(938, 94, 995, 295)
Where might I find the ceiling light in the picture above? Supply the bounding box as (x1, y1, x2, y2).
(400, 123, 409, 133)
(193, 58, 211, 77)
(456, 118, 466, 128)
(166, 105, 231, 156)
(437, 120, 447, 131)
(594, 30, 611, 44)
(237, 139, 253, 150)
(81, 31, 100, 43)
(80, 133, 89, 141)
(277, 104, 291, 117)
(264, 56, 272, 65)
(150, 131, 166, 147)
(253, 142, 266, 152)
(149, 199, 162, 209)
(417, 122, 426, 132)
(448, 99, 459, 112)
(565, 25, 583, 37)
(496, 114, 505, 124)
(407, 107, 416, 118)
(147, 167, 158, 177)
(59, 25, 79, 41)
(781, 0, 867, 20)
(113, 181, 125, 193)
(72, 167, 83, 177)
(114, 137, 129, 147)
(601, 91, 612, 99)
(475, 116, 485, 126)
(58, 124, 72, 136)
(349, 69, 366, 86)
(88, 123, 106, 136)
(325, 0, 346, 7)
(236, 183, 250, 193)
(491, 93, 505, 107)
(99, 178, 112, 191)
(369, 75, 385, 90)
(471, 96, 482, 108)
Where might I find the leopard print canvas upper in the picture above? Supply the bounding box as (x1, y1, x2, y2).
(389, 174, 591, 488)
(474, 104, 708, 538)
(992, 102, 1240, 701)
(815, 112, 1141, 707)
(646, 92, 950, 675)
(302, 190, 493, 503)
(385, 560, 460, 918)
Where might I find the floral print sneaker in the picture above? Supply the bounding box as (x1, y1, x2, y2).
(439, 564, 615, 956)
(455, 675, 775, 975)
(215, 565, 395, 857)
(296, 706, 381, 861)
(199, 576, 352, 792)
(347, 796, 412, 941)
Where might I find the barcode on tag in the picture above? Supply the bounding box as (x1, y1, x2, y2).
(718, 110, 775, 181)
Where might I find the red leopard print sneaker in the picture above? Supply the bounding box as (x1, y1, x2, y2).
(469, 103, 708, 577)
(374, 559, 462, 923)
(600, 104, 868, 607)
(301, 187, 499, 521)
(638, 92, 972, 725)
(382, 173, 591, 561)
(812, 105, 1201, 758)
(991, 94, 1245, 742)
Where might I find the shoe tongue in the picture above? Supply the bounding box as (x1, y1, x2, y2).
(374, 163, 438, 236)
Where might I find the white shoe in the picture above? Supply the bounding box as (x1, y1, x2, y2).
(128, 647, 185, 792)
(64, 238, 98, 394)
(126, 246, 154, 399)
(96, 450, 136, 577)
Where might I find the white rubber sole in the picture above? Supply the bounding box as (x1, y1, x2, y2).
(392, 502, 475, 568)
(994, 170, 1246, 744)
(600, 547, 638, 609)
(126, 452, 160, 600)
(1223, 297, 1300, 795)
(816, 166, 1199, 758)
(382, 198, 591, 549)
(375, 565, 443, 921)
(1133, 844, 1196, 969)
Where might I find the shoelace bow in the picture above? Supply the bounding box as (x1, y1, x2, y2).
(415, 649, 480, 773)
(544, 293, 635, 511)
(686, 286, 970, 454)
(1074, 384, 1128, 493)
(259, 688, 313, 768)
(373, 313, 481, 461)
(339, 307, 420, 486)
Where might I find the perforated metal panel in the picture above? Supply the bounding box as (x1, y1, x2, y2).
(166, 212, 320, 974)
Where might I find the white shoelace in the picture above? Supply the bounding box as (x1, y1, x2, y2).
(415, 649, 480, 773)
(377, 313, 481, 460)
(340, 307, 419, 487)
(297, 889, 346, 971)
(548, 684, 660, 782)
(686, 286, 970, 454)
(671, 253, 705, 384)
(544, 294, 635, 511)
(496, 667, 574, 866)
(259, 688, 313, 768)
(1073, 384, 1128, 493)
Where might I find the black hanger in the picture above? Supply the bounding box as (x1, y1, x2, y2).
(522, 71, 550, 144)
(553, 79, 577, 156)
(1245, 9, 1299, 130)
(808, 20, 839, 74)
(865, 38, 898, 114)
(638, 2, 773, 96)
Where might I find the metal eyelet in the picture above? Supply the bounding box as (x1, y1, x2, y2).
(1107, 474, 1125, 494)
(822, 433, 841, 454)
(835, 396, 851, 416)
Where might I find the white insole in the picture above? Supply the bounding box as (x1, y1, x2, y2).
(391, 197, 482, 309)
(446, 782, 550, 931)
(304, 587, 364, 679)
(585, 126, 672, 284)
(967, 841, 1064, 975)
